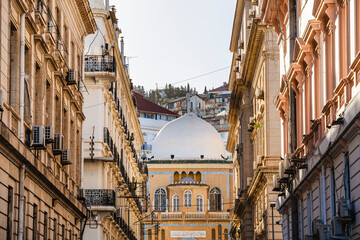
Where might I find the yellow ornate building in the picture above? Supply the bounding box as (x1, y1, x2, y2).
(144, 113, 232, 240)
(82, 0, 147, 239)
(0, 0, 96, 239)
(227, 0, 282, 239)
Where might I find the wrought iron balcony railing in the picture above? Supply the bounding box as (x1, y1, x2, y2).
(84, 189, 115, 207)
(85, 55, 115, 72)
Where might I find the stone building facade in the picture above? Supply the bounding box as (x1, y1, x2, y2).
(270, 0, 360, 239)
(227, 1, 283, 239)
(82, 1, 147, 239)
(0, 0, 96, 239)
(228, 0, 360, 239)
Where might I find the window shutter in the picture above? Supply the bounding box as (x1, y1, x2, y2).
(166, 199, 169, 212)
(207, 199, 210, 210)
(221, 199, 224, 210)
(152, 199, 155, 211)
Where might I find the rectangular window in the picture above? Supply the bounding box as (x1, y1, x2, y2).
(43, 212, 48, 240)
(33, 204, 38, 240)
(53, 218, 57, 240)
(6, 186, 13, 240)
(344, 152, 350, 199)
(319, 166, 327, 223)
(307, 191, 313, 235)
(330, 167, 336, 217)
(300, 199, 305, 240)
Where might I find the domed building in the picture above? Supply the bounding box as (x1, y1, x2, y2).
(144, 113, 233, 240)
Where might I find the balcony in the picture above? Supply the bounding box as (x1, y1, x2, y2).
(117, 217, 138, 240)
(185, 212, 206, 220)
(208, 212, 230, 220)
(85, 55, 115, 72)
(84, 189, 115, 207)
(161, 212, 183, 220)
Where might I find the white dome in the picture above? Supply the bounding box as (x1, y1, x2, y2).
(152, 113, 225, 159)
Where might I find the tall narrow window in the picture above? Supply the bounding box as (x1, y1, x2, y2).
(161, 229, 165, 240)
(154, 188, 166, 211)
(307, 190, 313, 235)
(344, 152, 351, 199)
(330, 167, 336, 217)
(172, 195, 179, 212)
(53, 218, 57, 240)
(148, 229, 152, 240)
(218, 224, 222, 240)
(211, 229, 215, 240)
(33, 204, 38, 240)
(6, 186, 13, 240)
(210, 187, 221, 211)
(184, 190, 192, 207)
(43, 212, 48, 240)
(300, 199, 305, 240)
(196, 195, 204, 212)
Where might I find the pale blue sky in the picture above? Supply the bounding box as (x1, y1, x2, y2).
(114, 0, 236, 93)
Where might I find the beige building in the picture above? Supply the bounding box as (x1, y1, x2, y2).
(144, 113, 232, 240)
(0, 0, 96, 239)
(227, 0, 282, 239)
(82, 1, 147, 240)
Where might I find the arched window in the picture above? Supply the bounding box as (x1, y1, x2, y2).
(184, 190, 192, 207)
(181, 171, 187, 180)
(173, 171, 179, 182)
(195, 171, 202, 182)
(172, 195, 179, 212)
(188, 171, 194, 179)
(210, 187, 221, 211)
(196, 195, 204, 212)
(148, 229, 152, 240)
(161, 229, 165, 240)
(218, 224, 222, 240)
(211, 228, 216, 240)
(154, 188, 166, 211)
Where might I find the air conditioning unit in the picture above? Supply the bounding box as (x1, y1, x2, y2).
(257, 155, 262, 165)
(249, 116, 256, 125)
(247, 20, 253, 29)
(304, 235, 315, 240)
(331, 216, 344, 236)
(115, 207, 121, 218)
(236, 54, 241, 62)
(253, 161, 257, 170)
(249, 9, 256, 18)
(238, 40, 244, 49)
(77, 188, 85, 200)
(247, 177, 252, 187)
(284, 153, 293, 169)
(251, 0, 258, 5)
(66, 69, 77, 85)
(273, 175, 281, 191)
(255, 88, 264, 100)
(0, 89, 4, 112)
(45, 125, 54, 143)
(279, 160, 286, 180)
(317, 224, 331, 240)
(61, 149, 72, 165)
(233, 66, 239, 73)
(237, 187, 242, 197)
(53, 133, 64, 155)
(338, 198, 353, 222)
(312, 218, 322, 237)
(32, 126, 45, 148)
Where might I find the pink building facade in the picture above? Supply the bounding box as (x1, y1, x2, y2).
(270, 0, 360, 239)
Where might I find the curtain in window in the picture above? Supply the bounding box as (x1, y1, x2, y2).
(184, 190, 192, 207)
(210, 187, 221, 211)
(196, 195, 203, 212)
(173, 195, 179, 212)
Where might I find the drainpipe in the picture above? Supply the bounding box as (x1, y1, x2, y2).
(19, 12, 25, 141)
(17, 165, 25, 240)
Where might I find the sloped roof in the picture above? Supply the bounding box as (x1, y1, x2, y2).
(209, 85, 229, 93)
(133, 92, 179, 116)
